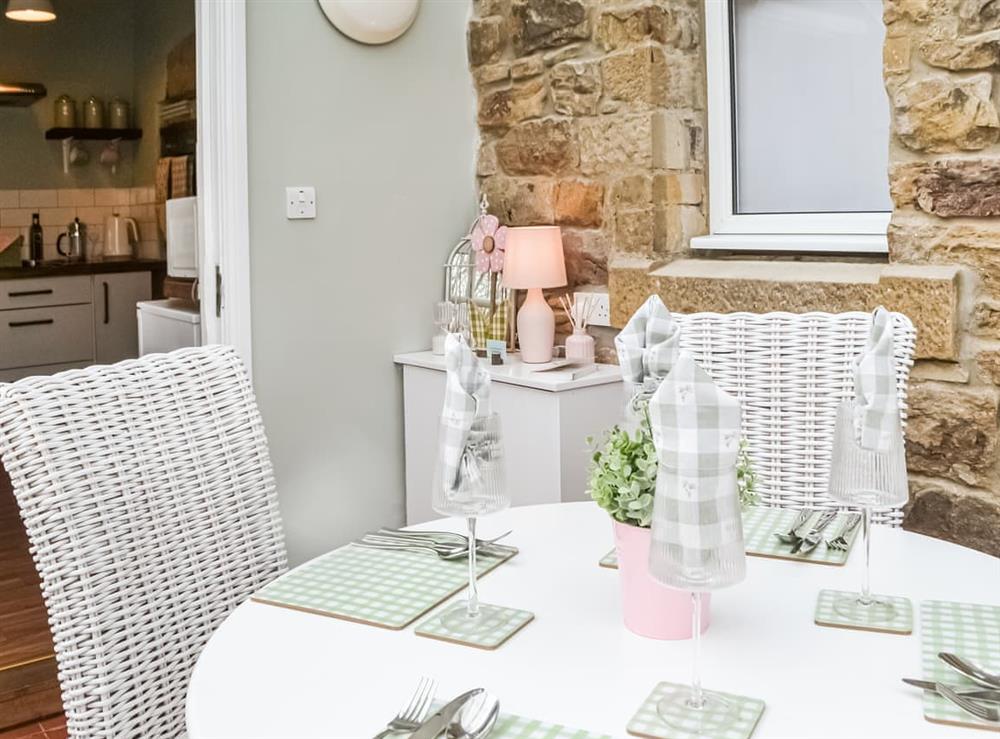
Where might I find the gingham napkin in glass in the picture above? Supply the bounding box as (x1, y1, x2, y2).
(853, 306, 900, 451)
(439, 334, 490, 493)
(614, 295, 681, 420)
(647, 351, 746, 591)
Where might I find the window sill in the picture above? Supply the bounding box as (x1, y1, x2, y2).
(690, 233, 888, 255)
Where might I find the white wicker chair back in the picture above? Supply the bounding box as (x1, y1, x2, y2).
(672, 311, 916, 525)
(0, 346, 288, 738)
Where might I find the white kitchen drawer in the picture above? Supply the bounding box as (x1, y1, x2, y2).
(0, 304, 95, 369)
(0, 276, 92, 311)
(0, 361, 91, 383)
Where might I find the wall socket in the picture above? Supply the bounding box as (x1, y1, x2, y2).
(286, 186, 316, 219)
(574, 291, 611, 327)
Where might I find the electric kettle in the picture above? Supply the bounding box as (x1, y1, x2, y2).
(56, 218, 87, 262)
(104, 213, 138, 259)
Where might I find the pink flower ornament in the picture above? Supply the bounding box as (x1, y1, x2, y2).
(471, 214, 507, 273)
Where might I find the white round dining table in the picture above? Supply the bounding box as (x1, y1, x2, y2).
(186, 502, 999, 739)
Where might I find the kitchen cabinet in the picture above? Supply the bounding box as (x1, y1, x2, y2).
(0, 266, 155, 382)
(94, 272, 151, 364)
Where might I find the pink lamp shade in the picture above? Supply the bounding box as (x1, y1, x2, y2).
(501, 226, 567, 290)
(502, 226, 567, 363)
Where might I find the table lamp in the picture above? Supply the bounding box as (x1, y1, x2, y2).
(502, 226, 567, 363)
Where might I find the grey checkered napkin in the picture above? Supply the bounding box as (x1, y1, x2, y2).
(647, 351, 746, 591)
(614, 295, 680, 387)
(853, 307, 900, 451)
(439, 334, 491, 493)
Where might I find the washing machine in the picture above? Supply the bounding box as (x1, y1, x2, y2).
(137, 299, 201, 356)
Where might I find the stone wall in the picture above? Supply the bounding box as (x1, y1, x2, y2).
(469, 0, 706, 358)
(468, 0, 999, 555)
(882, 0, 1000, 554)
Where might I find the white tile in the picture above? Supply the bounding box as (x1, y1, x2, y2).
(38, 207, 77, 227)
(130, 204, 155, 220)
(136, 240, 163, 260)
(1, 208, 33, 227)
(58, 188, 94, 207)
(0, 190, 19, 209)
(94, 188, 131, 207)
(19, 189, 58, 208)
(76, 206, 111, 226)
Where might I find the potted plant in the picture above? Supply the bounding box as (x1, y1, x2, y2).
(588, 415, 758, 640)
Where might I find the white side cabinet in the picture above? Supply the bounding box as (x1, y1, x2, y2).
(395, 351, 623, 525)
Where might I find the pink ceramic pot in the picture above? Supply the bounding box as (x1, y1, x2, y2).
(612, 519, 710, 640)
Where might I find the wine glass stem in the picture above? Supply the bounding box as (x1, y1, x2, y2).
(689, 592, 705, 709)
(466, 516, 479, 618)
(860, 506, 873, 606)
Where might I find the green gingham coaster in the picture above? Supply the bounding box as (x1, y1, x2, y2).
(742, 507, 860, 565)
(920, 600, 1000, 732)
(415, 603, 533, 649)
(814, 588, 913, 634)
(252, 544, 515, 630)
(627, 682, 765, 739)
(425, 702, 612, 739)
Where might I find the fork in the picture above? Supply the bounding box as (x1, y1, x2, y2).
(826, 513, 862, 551)
(940, 653, 1000, 689)
(791, 510, 837, 554)
(774, 508, 815, 545)
(937, 682, 1000, 723)
(378, 528, 515, 553)
(372, 676, 437, 738)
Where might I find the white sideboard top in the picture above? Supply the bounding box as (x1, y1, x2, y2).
(394, 350, 623, 393)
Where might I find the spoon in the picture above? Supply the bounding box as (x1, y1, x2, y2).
(446, 690, 500, 739)
(940, 653, 1000, 689)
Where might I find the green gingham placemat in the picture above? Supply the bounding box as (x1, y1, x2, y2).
(627, 682, 765, 739)
(920, 600, 1000, 732)
(252, 544, 515, 630)
(598, 507, 860, 570)
(742, 507, 860, 565)
(424, 702, 613, 739)
(415, 604, 534, 650)
(814, 588, 913, 635)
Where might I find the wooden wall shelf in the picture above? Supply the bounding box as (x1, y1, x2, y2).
(45, 127, 142, 141)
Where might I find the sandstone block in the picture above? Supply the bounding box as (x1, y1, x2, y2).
(888, 161, 926, 208)
(475, 0, 510, 17)
(906, 383, 1000, 486)
(662, 48, 704, 109)
(663, 173, 704, 205)
(542, 42, 584, 66)
(614, 208, 656, 255)
(478, 78, 546, 128)
(512, 0, 589, 55)
(653, 111, 704, 170)
(561, 229, 610, 287)
(474, 62, 511, 86)
(904, 479, 1000, 557)
(477, 141, 498, 177)
(578, 114, 653, 174)
(891, 74, 1000, 152)
(601, 46, 668, 109)
(915, 158, 1000, 216)
(481, 177, 554, 225)
(511, 55, 545, 79)
(960, 0, 1000, 32)
(889, 220, 1000, 301)
(609, 175, 652, 208)
(660, 205, 707, 253)
(609, 258, 660, 326)
(977, 348, 1000, 384)
(469, 17, 506, 66)
(495, 119, 578, 175)
(884, 34, 912, 74)
(972, 300, 1000, 338)
(920, 29, 1000, 70)
(647, 4, 700, 49)
(550, 60, 601, 115)
(593, 7, 649, 51)
(554, 180, 604, 227)
(884, 0, 931, 24)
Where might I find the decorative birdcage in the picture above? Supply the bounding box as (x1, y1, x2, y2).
(443, 196, 516, 350)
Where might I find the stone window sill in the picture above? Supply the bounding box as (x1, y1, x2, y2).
(690, 233, 889, 254)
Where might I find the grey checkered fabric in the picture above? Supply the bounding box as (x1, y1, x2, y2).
(439, 334, 491, 493)
(615, 295, 681, 421)
(853, 307, 901, 451)
(647, 352, 746, 591)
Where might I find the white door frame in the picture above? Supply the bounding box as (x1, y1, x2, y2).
(195, 0, 254, 376)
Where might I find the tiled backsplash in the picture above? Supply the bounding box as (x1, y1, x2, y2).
(0, 187, 162, 262)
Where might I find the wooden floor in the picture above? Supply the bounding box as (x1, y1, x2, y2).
(0, 467, 61, 729)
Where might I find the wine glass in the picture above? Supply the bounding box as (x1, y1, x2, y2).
(827, 401, 908, 622)
(431, 411, 510, 634)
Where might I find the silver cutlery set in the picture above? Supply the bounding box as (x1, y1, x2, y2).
(375, 678, 500, 739)
(773, 509, 862, 554)
(904, 652, 1000, 723)
(355, 528, 519, 561)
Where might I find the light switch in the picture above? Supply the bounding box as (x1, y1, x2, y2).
(286, 186, 316, 219)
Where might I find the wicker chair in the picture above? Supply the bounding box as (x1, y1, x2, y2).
(0, 346, 288, 738)
(672, 310, 916, 525)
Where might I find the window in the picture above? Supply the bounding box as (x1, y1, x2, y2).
(694, 0, 891, 253)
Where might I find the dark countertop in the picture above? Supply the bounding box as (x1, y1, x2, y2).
(0, 259, 166, 280)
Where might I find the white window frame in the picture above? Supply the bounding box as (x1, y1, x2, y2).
(692, 0, 890, 254)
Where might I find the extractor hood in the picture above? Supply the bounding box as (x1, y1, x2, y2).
(0, 82, 47, 106)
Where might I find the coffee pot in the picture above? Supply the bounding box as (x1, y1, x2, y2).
(56, 218, 88, 262)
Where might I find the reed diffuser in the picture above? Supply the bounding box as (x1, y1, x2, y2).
(560, 293, 596, 363)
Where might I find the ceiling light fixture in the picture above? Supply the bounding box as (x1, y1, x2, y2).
(5, 0, 56, 23)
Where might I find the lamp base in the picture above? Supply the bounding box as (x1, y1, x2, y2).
(517, 288, 555, 363)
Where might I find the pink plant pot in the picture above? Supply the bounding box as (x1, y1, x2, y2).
(612, 519, 710, 640)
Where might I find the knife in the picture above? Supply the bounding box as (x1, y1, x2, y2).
(409, 689, 483, 739)
(902, 678, 1000, 703)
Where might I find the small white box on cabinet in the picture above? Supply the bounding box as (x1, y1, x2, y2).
(394, 351, 623, 525)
